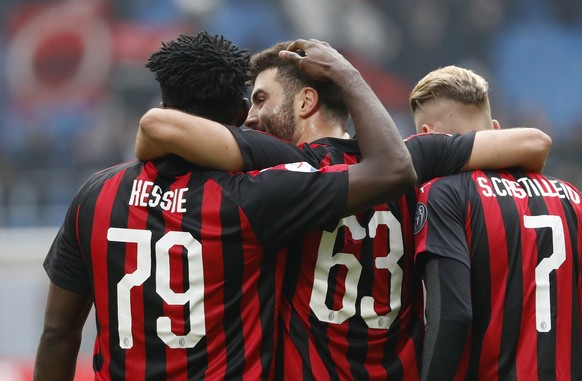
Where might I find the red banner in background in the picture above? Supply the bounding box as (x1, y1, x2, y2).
(5, 0, 187, 106)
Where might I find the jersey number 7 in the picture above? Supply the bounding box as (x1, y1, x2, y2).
(523, 215, 566, 333)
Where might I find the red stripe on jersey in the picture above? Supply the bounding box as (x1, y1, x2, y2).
(319, 152, 333, 167)
(90, 169, 125, 380)
(545, 190, 574, 380)
(395, 328, 420, 381)
(200, 180, 227, 379)
(328, 266, 353, 381)
(280, 229, 325, 379)
(162, 174, 190, 381)
(279, 299, 330, 380)
(319, 163, 349, 173)
(268, 246, 288, 381)
(453, 337, 472, 381)
(395, 196, 423, 381)
(473, 172, 505, 380)
(576, 197, 582, 374)
(279, 316, 312, 380)
(239, 206, 264, 381)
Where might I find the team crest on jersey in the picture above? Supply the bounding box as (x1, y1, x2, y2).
(413, 202, 428, 235)
(283, 162, 317, 172)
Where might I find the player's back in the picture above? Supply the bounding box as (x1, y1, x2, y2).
(278, 196, 424, 380)
(47, 156, 349, 380)
(276, 133, 475, 380)
(226, 129, 475, 379)
(418, 169, 582, 380)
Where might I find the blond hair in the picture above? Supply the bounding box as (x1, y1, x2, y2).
(409, 65, 490, 115)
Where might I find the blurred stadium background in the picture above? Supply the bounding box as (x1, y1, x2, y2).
(1, 0, 581, 379)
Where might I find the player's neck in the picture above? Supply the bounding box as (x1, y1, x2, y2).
(297, 121, 348, 143)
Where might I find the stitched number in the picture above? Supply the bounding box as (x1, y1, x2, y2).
(309, 211, 403, 330)
(108, 228, 205, 349)
(523, 215, 566, 333)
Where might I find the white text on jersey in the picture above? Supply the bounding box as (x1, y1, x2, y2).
(477, 176, 580, 204)
(129, 179, 188, 212)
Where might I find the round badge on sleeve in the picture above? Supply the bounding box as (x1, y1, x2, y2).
(413, 202, 428, 235)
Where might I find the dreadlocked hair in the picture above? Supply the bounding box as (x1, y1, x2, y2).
(146, 32, 251, 124)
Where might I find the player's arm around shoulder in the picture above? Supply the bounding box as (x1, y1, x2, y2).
(136, 107, 244, 171)
(341, 66, 417, 213)
(464, 127, 551, 172)
(280, 39, 416, 216)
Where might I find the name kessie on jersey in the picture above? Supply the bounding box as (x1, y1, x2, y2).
(477, 175, 580, 204)
(128, 179, 188, 212)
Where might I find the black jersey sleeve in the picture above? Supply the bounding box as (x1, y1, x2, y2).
(213, 162, 349, 249)
(420, 256, 472, 381)
(404, 131, 476, 185)
(414, 174, 472, 268)
(227, 127, 308, 170)
(43, 193, 91, 293)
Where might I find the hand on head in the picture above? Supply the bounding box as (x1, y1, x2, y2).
(278, 39, 352, 82)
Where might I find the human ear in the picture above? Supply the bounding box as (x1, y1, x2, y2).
(298, 87, 318, 117)
(235, 98, 250, 126)
(492, 119, 501, 130)
(421, 124, 433, 133)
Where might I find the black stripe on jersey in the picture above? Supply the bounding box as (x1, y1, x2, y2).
(307, 310, 338, 380)
(403, 312, 425, 379)
(282, 242, 303, 306)
(258, 246, 281, 380)
(274, 329, 286, 381)
(181, 174, 209, 379)
(464, 182, 491, 381)
(220, 194, 247, 379)
(105, 166, 140, 380)
(563, 201, 582, 378)
(496, 175, 524, 381)
(74, 175, 102, 371)
(381, 331, 404, 380)
(288, 306, 319, 381)
(280, 242, 313, 379)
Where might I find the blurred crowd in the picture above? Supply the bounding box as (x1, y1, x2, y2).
(1, 0, 582, 227)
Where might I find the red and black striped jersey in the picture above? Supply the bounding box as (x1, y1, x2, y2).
(414, 169, 582, 380)
(234, 130, 475, 380)
(44, 155, 349, 381)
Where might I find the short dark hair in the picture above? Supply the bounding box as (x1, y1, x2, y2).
(251, 41, 349, 126)
(146, 32, 251, 124)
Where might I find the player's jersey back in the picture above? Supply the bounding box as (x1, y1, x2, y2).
(416, 169, 582, 380)
(238, 132, 475, 381)
(44, 156, 348, 380)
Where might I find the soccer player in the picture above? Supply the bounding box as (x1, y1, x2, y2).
(412, 65, 582, 380)
(134, 42, 552, 380)
(33, 34, 416, 381)
(134, 42, 552, 381)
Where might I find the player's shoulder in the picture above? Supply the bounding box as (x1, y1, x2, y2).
(83, 160, 138, 189)
(301, 137, 360, 164)
(419, 172, 468, 194)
